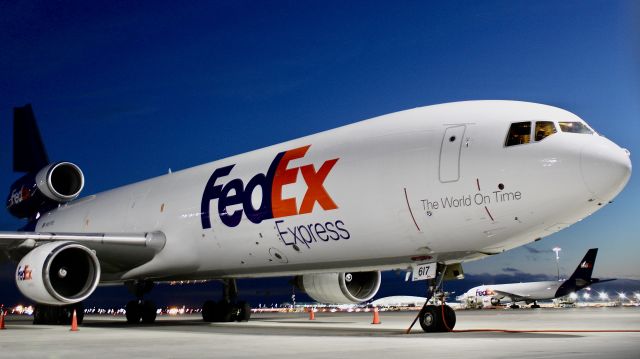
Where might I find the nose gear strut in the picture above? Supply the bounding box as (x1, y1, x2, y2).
(406, 263, 457, 333)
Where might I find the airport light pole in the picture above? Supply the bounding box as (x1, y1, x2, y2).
(552, 247, 561, 280)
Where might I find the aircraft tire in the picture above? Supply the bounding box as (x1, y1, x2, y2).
(442, 305, 456, 331)
(419, 305, 442, 332)
(217, 301, 234, 322)
(32, 303, 84, 325)
(202, 300, 217, 322)
(126, 300, 142, 323)
(141, 300, 157, 324)
(235, 301, 251, 322)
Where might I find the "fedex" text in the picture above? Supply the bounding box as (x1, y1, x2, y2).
(201, 145, 339, 228)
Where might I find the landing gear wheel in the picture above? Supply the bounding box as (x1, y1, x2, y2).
(217, 301, 234, 322)
(419, 305, 442, 333)
(202, 279, 252, 323)
(202, 300, 251, 322)
(531, 303, 540, 309)
(235, 301, 251, 322)
(141, 300, 157, 324)
(126, 300, 142, 324)
(441, 305, 456, 331)
(510, 304, 520, 309)
(32, 303, 84, 325)
(202, 300, 217, 322)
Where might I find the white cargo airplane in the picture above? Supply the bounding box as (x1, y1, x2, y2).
(458, 248, 613, 309)
(0, 100, 631, 332)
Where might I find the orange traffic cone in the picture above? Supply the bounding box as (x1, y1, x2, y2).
(371, 306, 381, 324)
(0, 310, 6, 330)
(308, 308, 315, 320)
(70, 309, 78, 332)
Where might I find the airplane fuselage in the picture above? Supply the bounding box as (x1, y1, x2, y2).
(464, 281, 565, 303)
(30, 101, 631, 283)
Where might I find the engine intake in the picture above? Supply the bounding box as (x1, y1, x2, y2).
(16, 242, 100, 305)
(294, 271, 381, 304)
(7, 161, 84, 218)
(35, 162, 84, 201)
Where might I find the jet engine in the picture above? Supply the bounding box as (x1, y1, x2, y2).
(490, 297, 501, 306)
(294, 271, 381, 304)
(16, 241, 101, 305)
(7, 161, 84, 218)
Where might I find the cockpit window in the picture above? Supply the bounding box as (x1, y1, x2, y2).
(505, 122, 531, 146)
(535, 121, 556, 141)
(559, 122, 593, 134)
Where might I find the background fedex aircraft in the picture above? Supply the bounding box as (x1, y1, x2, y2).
(0, 100, 631, 332)
(458, 248, 613, 309)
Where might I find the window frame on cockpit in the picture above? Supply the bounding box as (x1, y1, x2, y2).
(558, 121, 594, 135)
(504, 121, 532, 147)
(505, 120, 560, 147)
(534, 121, 557, 142)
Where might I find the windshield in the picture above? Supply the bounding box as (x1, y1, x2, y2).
(535, 121, 556, 141)
(559, 122, 593, 134)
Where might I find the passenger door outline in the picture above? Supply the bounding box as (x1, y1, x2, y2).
(439, 125, 466, 183)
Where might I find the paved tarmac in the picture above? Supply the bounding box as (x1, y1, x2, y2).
(1, 307, 639, 358)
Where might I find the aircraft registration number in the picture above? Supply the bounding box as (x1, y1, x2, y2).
(412, 262, 436, 281)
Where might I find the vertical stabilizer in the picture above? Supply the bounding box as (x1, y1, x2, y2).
(555, 248, 598, 297)
(567, 248, 598, 282)
(13, 104, 49, 172)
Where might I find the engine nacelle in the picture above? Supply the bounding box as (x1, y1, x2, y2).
(16, 242, 100, 305)
(294, 271, 381, 304)
(7, 161, 84, 218)
(490, 297, 501, 306)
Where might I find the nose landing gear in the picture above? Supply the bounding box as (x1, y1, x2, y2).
(408, 263, 457, 333)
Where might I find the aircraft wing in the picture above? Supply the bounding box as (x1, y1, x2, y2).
(0, 231, 165, 249)
(0, 231, 166, 271)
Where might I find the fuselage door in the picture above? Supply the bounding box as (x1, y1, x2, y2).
(439, 125, 466, 183)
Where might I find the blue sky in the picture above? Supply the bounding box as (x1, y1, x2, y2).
(0, 1, 638, 305)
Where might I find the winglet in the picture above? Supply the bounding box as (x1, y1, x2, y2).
(13, 104, 49, 172)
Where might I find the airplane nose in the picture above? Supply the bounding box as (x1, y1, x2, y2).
(580, 139, 632, 202)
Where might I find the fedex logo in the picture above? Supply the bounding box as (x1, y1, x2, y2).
(476, 289, 495, 296)
(17, 265, 32, 281)
(201, 145, 339, 229)
(7, 185, 31, 207)
(580, 261, 592, 269)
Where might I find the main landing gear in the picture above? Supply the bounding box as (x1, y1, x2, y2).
(414, 264, 457, 333)
(125, 280, 158, 324)
(202, 279, 251, 322)
(530, 302, 540, 309)
(33, 302, 84, 325)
